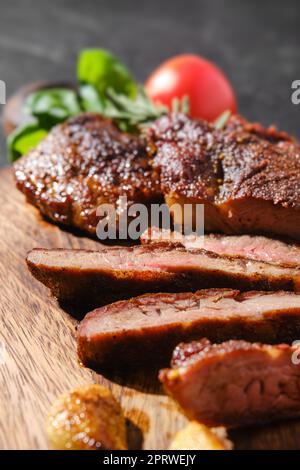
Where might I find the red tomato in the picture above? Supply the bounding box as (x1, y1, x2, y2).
(145, 54, 237, 121)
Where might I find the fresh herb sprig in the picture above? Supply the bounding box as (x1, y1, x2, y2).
(8, 49, 177, 162)
(80, 84, 167, 132)
(214, 109, 231, 129)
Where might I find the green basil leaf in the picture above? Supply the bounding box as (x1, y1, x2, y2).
(79, 84, 107, 113)
(77, 48, 137, 98)
(25, 88, 82, 127)
(7, 123, 48, 162)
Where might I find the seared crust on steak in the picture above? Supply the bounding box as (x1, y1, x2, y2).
(224, 114, 297, 144)
(149, 113, 300, 239)
(14, 113, 161, 235)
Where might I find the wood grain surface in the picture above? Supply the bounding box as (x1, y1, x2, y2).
(1, 167, 300, 450)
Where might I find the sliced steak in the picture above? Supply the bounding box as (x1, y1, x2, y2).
(141, 228, 300, 268)
(77, 289, 300, 370)
(149, 113, 300, 240)
(26, 245, 300, 310)
(160, 338, 300, 428)
(14, 113, 161, 236)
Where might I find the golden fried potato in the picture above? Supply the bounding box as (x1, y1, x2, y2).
(169, 422, 232, 450)
(47, 384, 127, 450)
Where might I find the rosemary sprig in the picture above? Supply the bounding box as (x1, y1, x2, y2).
(214, 110, 231, 129)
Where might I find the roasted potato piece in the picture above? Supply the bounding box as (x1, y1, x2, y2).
(47, 384, 127, 450)
(169, 422, 232, 450)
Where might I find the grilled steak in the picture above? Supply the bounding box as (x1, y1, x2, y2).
(149, 113, 300, 240)
(14, 113, 161, 235)
(15, 110, 300, 240)
(160, 338, 300, 428)
(78, 289, 300, 370)
(223, 114, 296, 144)
(141, 228, 300, 268)
(26, 245, 300, 310)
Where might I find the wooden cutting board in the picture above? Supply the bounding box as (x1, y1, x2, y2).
(1, 166, 300, 450)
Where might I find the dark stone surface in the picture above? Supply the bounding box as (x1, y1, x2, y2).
(1, 0, 300, 165)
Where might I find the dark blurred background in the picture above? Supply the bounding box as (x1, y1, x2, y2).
(0, 0, 300, 165)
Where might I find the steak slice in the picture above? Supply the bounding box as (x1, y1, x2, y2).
(77, 290, 300, 370)
(160, 338, 300, 428)
(26, 245, 300, 310)
(14, 113, 161, 236)
(141, 228, 300, 268)
(149, 113, 300, 240)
